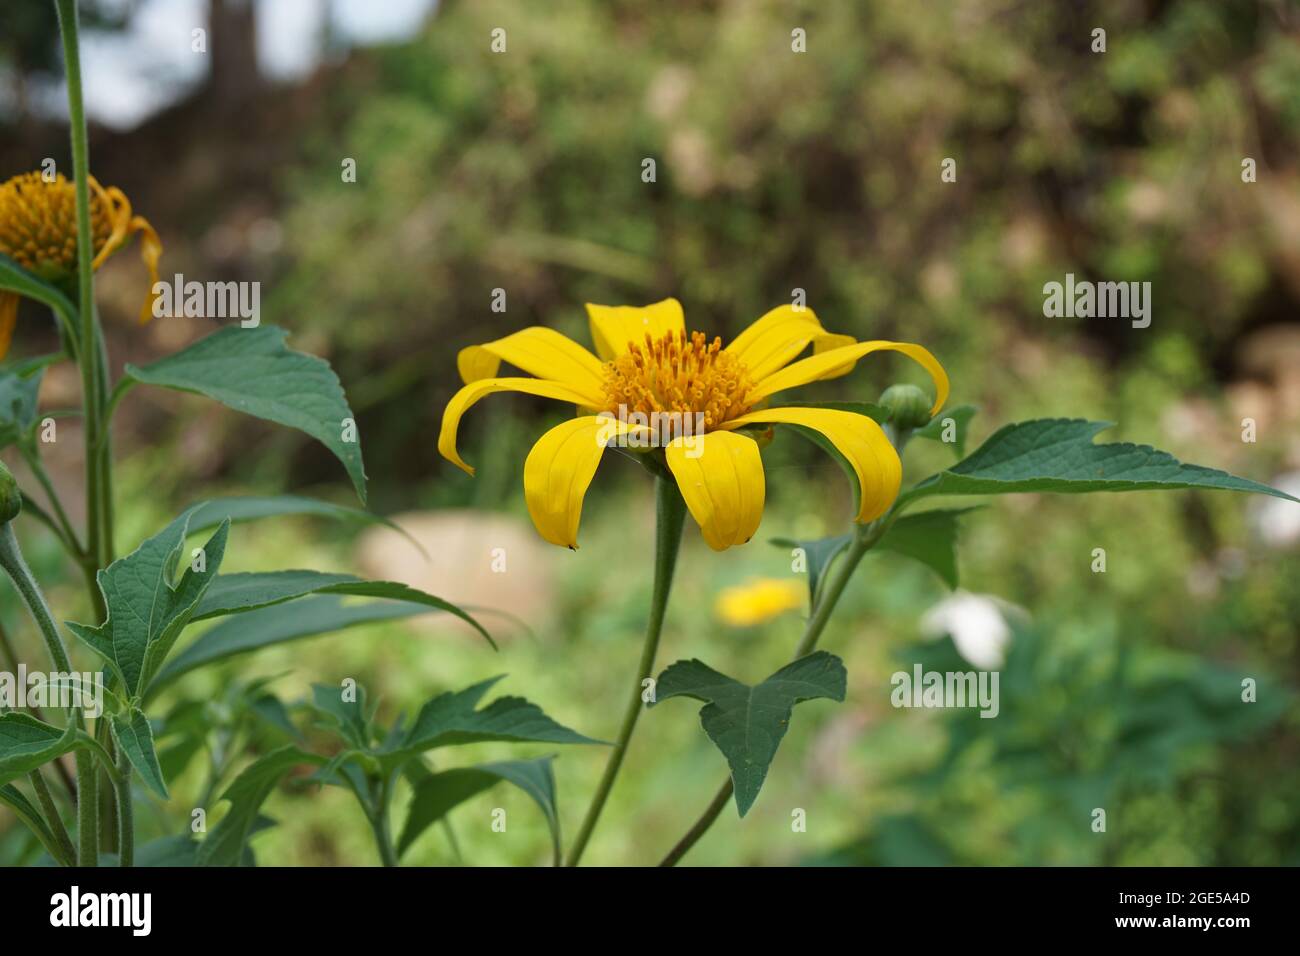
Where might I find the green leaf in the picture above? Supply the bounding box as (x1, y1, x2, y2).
(109, 709, 169, 799)
(903, 419, 1299, 505)
(148, 595, 450, 695)
(397, 756, 561, 862)
(913, 404, 977, 458)
(66, 510, 230, 697)
(0, 253, 79, 345)
(124, 325, 368, 503)
(185, 494, 423, 554)
(650, 652, 846, 817)
(310, 683, 372, 749)
(0, 713, 78, 787)
(876, 507, 981, 589)
(380, 677, 600, 768)
(0, 363, 43, 450)
(191, 570, 494, 647)
(197, 745, 324, 867)
(769, 533, 852, 609)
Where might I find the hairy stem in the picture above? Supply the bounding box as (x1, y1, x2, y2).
(566, 475, 686, 866)
(29, 768, 77, 866)
(115, 746, 133, 867)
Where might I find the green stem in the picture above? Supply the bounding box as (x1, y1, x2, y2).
(566, 476, 686, 866)
(657, 503, 902, 867)
(76, 745, 98, 865)
(369, 779, 398, 867)
(57, 0, 119, 863)
(115, 746, 133, 867)
(0, 524, 75, 674)
(29, 769, 77, 866)
(19, 447, 84, 558)
(55, 0, 106, 580)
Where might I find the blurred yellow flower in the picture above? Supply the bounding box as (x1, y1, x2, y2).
(715, 577, 807, 627)
(439, 298, 947, 550)
(0, 171, 162, 358)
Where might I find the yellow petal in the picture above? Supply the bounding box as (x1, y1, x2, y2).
(722, 406, 901, 523)
(523, 415, 639, 549)
(0, 293, 17, 360)
(746, 340, 949, 415)
(457, 326, 606, 403)
(724, 304, 855, 380)
(665, 430, 765, 551)
(438, 377, 596, 475)
(585, 298, 686, 361)
(90, 179, 131, 269)
(130, 215, 163, 324)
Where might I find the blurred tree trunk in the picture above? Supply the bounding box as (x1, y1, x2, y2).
(208, 0, 260, 108)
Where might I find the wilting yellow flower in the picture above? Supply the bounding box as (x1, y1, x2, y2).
(715, 577, 807, 627)
(439, 298, 947, 550)
(0, 171, 162, 358)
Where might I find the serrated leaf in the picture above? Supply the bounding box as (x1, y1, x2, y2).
(109, 709, 168, 799)
(191, 571, 493, 647)
(124, 325, 367, 503)
(903, 419, 1298, 505)
(769, 533, 852, 609)
(913, 403, 977, 458)
(397, 756, 561, 862)
(876, 507, 981, 589)
(651, 652, 846, 817)
(0, 713, 78, 787)
(198, 745, 324, 866)
(148, 595, 479, 697)
(379, 677, 600, 769)
(66, 510, 230, 697)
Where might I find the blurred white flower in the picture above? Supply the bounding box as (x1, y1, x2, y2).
(920, 591, 1017, 670)
(1249, 472, 1300, 549)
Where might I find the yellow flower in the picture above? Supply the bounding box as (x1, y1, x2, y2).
(439, 298, 948, 550)
(0, 171, 162, 359)
(715, 577, 807, 627)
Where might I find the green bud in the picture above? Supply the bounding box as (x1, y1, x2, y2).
(0, 459, 20, 524)
(878, 384, 933, 430)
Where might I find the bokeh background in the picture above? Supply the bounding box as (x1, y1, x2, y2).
(2, 0, 1298, 865)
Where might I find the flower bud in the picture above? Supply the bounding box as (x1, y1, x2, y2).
(0, 460, 20, 524)
(878, 384, 933, 430)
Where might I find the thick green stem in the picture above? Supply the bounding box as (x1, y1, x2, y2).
(369, 779, 398, 867)
(658, 509, 899, 867)
(55, 0, 107, 578)
(565, 476, 686, 866)
(56, 0, 119, 866)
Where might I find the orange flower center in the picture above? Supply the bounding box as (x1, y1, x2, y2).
(0, 172, 118, 279)
(602, 330, 752, 434)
